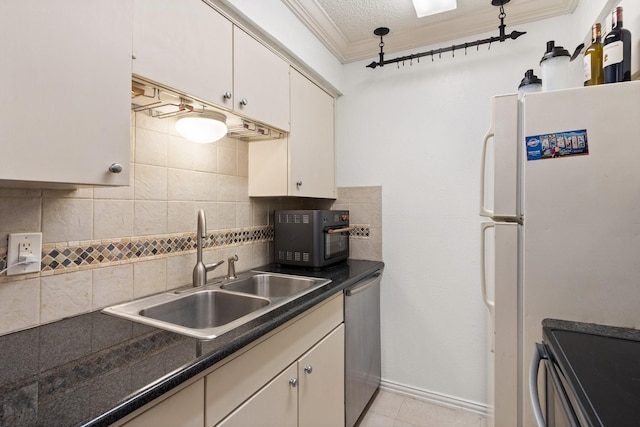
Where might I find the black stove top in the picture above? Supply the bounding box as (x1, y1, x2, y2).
(543, 319, 640, 426)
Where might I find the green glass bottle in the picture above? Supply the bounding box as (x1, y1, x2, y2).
(584, 23, 604, 86)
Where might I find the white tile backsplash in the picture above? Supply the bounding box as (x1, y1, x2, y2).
(41, 270, 92, 323)
(42, 198, 93, 243)
(134, 200, 168, 236)
(0, 198, 42, 249)
(167, 168, 196, 201)
(133, 258, 167, 299)
(134, 164, 167, 200)
(167, 201, 196, 234)
(0, 278, 39, 335)
(135, 127, 168, 166)
(92, 264, 134, 309)
(93, 200, 134, 239)
(168, 135, 195, 170)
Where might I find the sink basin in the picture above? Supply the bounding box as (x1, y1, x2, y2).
(220, 274, 317, 298)
(140, 290, 269, 329)
(102, 271, 331, 340)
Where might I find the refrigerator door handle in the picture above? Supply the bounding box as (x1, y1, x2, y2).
(480, 221, 495, 312)
(479, 126, 495, 218)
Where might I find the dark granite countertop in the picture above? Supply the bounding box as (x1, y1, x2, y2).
(0, 259, 384, 427)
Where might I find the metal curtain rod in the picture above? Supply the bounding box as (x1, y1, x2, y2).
(366, 0, 526, 69)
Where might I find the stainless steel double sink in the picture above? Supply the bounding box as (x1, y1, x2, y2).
(103, 272, 331, 340)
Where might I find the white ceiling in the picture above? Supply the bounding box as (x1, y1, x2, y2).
(282, 0, 580, 63)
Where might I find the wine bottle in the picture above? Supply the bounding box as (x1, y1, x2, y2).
(603, 6, 632, 83)
(584, 23, 604, 86)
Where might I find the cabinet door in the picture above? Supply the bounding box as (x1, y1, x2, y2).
(217, 364, 297, 427)
(289, 70, 336, 198)
(133, 0, 233, 108)
(122, 379, 204, 427)
(233, 27, 290, 131)
(298, 324, 345, 427)
(0, 0, 131, 186)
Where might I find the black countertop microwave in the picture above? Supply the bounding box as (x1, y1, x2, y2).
(274, 210, 352, 268)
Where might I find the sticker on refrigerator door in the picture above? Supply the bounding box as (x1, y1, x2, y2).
(525, 129, 589, 161)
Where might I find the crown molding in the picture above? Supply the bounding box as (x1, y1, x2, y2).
(282, 0, 580, 64)
(281, 0, 350, 63)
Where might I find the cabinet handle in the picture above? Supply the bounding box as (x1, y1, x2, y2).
(108, 163, 123, 174)
(223, 92, 232, 100)
(240, 98, 248, 106)
(296, 181, 302, 189)
(304, 365, 313, 374)
(289, 378, 298, 387)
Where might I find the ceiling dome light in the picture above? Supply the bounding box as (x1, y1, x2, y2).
(175, 111, 228, 143)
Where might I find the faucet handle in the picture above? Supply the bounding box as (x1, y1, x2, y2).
(205, 259, 225, 273)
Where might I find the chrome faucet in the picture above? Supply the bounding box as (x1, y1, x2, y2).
(193, 209, 224, 287)
(227, 255, 238, 280)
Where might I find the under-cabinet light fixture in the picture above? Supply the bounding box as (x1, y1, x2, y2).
(175, 111, 228, 143)
(412, 0, 457, 18)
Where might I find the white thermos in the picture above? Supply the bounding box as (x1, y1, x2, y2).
(518, 69, 542, 100)
(540, 41, 570, 91)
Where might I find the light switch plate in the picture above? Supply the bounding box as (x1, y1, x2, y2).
(7, 232, 42, 276)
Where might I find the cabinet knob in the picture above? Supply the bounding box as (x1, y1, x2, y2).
(304, 365, 313, 374)
(289, 378, 298, 387)
(296, 181, 302, 189)
(240, 98, 248, 106)
(108, 163, 123, 174)
(223, 92, 232, 100)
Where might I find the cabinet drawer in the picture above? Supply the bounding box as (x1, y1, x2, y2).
(205, 293, 343, 426)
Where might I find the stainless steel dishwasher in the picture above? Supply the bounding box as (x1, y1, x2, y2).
(345, 268, 383, 427)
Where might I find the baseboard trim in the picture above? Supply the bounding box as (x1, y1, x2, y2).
(379, 379, 489, 417)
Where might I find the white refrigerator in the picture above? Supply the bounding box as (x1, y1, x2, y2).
(480, 80, 640, 427)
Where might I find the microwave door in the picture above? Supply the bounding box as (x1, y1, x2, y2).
(325, 227, 353, 259)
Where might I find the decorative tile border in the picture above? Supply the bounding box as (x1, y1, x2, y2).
(0, 225, 371, 276)
(350, 226, 370, 238)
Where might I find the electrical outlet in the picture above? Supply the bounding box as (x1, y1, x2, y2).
(7, 233, 42, 276)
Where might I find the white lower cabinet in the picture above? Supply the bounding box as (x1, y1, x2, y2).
(114, 294, 344, 427)
(298, 324, 345, 427)
(217, 364, 298, 427)
(206, 294, 344, 426)
(121, 379, 204, 427)
(218, 325, 345, 427)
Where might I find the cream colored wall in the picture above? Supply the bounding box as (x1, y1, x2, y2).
(336, 0, 618, 410)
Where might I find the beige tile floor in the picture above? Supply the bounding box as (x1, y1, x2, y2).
(357, 389, 488, 427)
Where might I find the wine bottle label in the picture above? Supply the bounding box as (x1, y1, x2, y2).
(604, 41, 623, 66)
(583, 53, 592, 81)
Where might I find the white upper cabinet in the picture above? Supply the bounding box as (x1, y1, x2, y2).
(233, 27, 290, 131)
(132, 0, 233, 107)
(289, 69, 335, 198)
(248, 69, 335, 198)
(0, 0, 132, 186)
(132, 2, 289, 131)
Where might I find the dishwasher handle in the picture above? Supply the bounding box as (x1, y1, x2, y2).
(345, 270, 382, 296)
